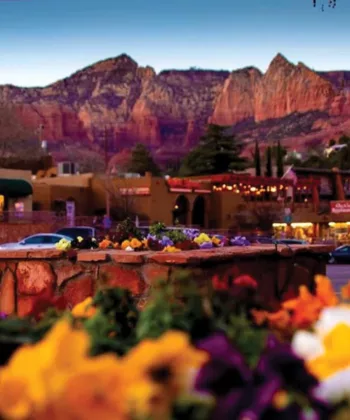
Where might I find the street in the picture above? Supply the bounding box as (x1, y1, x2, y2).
(327, 264, 350, 294)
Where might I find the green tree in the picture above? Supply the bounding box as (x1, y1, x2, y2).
(265, 147, 272, 177)
(253, 140, 261, 177)
(179, 124, 247, 176)
(127, 143, 161, 176)
(276, 140, 284, 178)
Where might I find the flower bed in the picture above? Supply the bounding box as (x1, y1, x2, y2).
(56, 219, 250, 252)
(0, 273, 348, 420)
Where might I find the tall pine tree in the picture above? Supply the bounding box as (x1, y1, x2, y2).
(179, 124, 247, 176)
(265, 146, 272, 177)
(127, 143, 161, 176)
(254, 140, 261, 177)
(276, 140, 284, 178)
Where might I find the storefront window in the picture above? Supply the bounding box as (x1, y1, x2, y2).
(14, 201, 24, 218)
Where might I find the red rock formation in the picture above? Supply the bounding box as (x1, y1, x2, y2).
(2, 52, 350, 160)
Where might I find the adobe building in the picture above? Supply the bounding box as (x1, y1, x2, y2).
(21, 164, 350, 241)
(0, 168, 33, 218)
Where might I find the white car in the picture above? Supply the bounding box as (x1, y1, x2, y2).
(0, 234, 73, 250)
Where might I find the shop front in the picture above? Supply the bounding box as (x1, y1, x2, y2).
(272, 222, 315, 242)
(0, 174, 33, 221)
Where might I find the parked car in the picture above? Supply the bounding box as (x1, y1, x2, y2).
(329, 245, 350, 264)
(275, 239, 308, 245)
(0, 234, 73, 250)
(56, 226, 97, 239)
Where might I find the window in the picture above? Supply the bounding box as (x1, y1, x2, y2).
(23, 235, 48, 245)
(338, 246, 349, 253)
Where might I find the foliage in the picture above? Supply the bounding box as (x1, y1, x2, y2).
(179, 124, 247, 176)
(85, 288, 139, 356)
(136, 272, 267, 367)
(149, 221, 166, 237)
(276, 139, 285, 178)
(166, 229, 188, 244)
(113, 217, 143, 242)
(253, 139, 261, 177)
(127, 143, 161, 176)
(265, 146, 273, 177)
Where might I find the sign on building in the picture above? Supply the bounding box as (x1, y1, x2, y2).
(66, 201, 75, 226)
(330, 201, 350, 214)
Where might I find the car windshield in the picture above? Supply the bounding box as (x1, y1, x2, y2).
(56, 228, 92, 238)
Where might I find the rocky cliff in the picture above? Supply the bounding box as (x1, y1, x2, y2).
(2, 53, 350, 162)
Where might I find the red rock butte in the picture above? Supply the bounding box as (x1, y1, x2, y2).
(2, 53, 350, 160)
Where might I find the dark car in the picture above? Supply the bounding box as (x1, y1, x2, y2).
(56, 226, 97, 240)
(329, 245, 350, 264)
(275, 239, 308, 245)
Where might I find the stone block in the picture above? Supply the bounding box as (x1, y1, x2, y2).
(17, 261, 55, 295)
(62, 276, 94, 308)
(99, 265, 146, 295)
(0, 269, 15, 314)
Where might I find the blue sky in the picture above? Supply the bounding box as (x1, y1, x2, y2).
(0, 0, 349, 87)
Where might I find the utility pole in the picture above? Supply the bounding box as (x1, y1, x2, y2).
(103, 127, 111, 218)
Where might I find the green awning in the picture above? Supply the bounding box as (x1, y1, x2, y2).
(0, 179, 33, 198)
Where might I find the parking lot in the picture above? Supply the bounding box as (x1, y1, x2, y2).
(327, 264, 350, 293)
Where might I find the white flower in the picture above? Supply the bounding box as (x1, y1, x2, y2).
(315, 367, 350, 403)
(292, 330, 324, 361)
(314, 307, 350, 338)
(125, 246, 134, 252)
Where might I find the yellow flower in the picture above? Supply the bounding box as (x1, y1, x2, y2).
(193, 233, 211, 245)
(307, 323, 350, 380)
(121, 240, 130, 250)
(71, 297, 97, 319)
(162, 246, 181, 253)
(56, 238, 71, 251)
(142, 238, 148, 249)
(122, 331, 208, 400)
(57, 355, 127, 420)
(77, 236, 84, 243)
(130, 238, 142, 249)
(0, 319, 91, 419)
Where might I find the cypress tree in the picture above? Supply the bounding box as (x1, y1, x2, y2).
(276, 140, 284, 178)
(254, 140, 261, 176)
(265, 146, 272, 177)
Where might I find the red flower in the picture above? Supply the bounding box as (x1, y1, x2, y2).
(212, 274, 229, 291)
(232, 275, 258, 289)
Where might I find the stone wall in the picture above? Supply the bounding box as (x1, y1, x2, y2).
(0, 245, 332, 317)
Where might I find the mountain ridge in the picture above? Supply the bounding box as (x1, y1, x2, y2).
(1, 52, 350, 163)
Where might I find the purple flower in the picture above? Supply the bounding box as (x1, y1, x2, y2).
(146, 233, 157, 241)
(0, 312, 7, 320)
(199, 241, 213, 249)
(194, 332, 331, 420)
(160, 235, 173, 247)
(183, 228, 200, 240)
(231, 236, 251, 246)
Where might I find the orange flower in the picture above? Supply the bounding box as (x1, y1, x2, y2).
(266, 310, 291, 330)
(341, 281, 350, 300)
(251, 309, 267, 326)
(99, 239, 113, 249)
(280, 276, 338, 329)
(315, 275, 338, 306)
